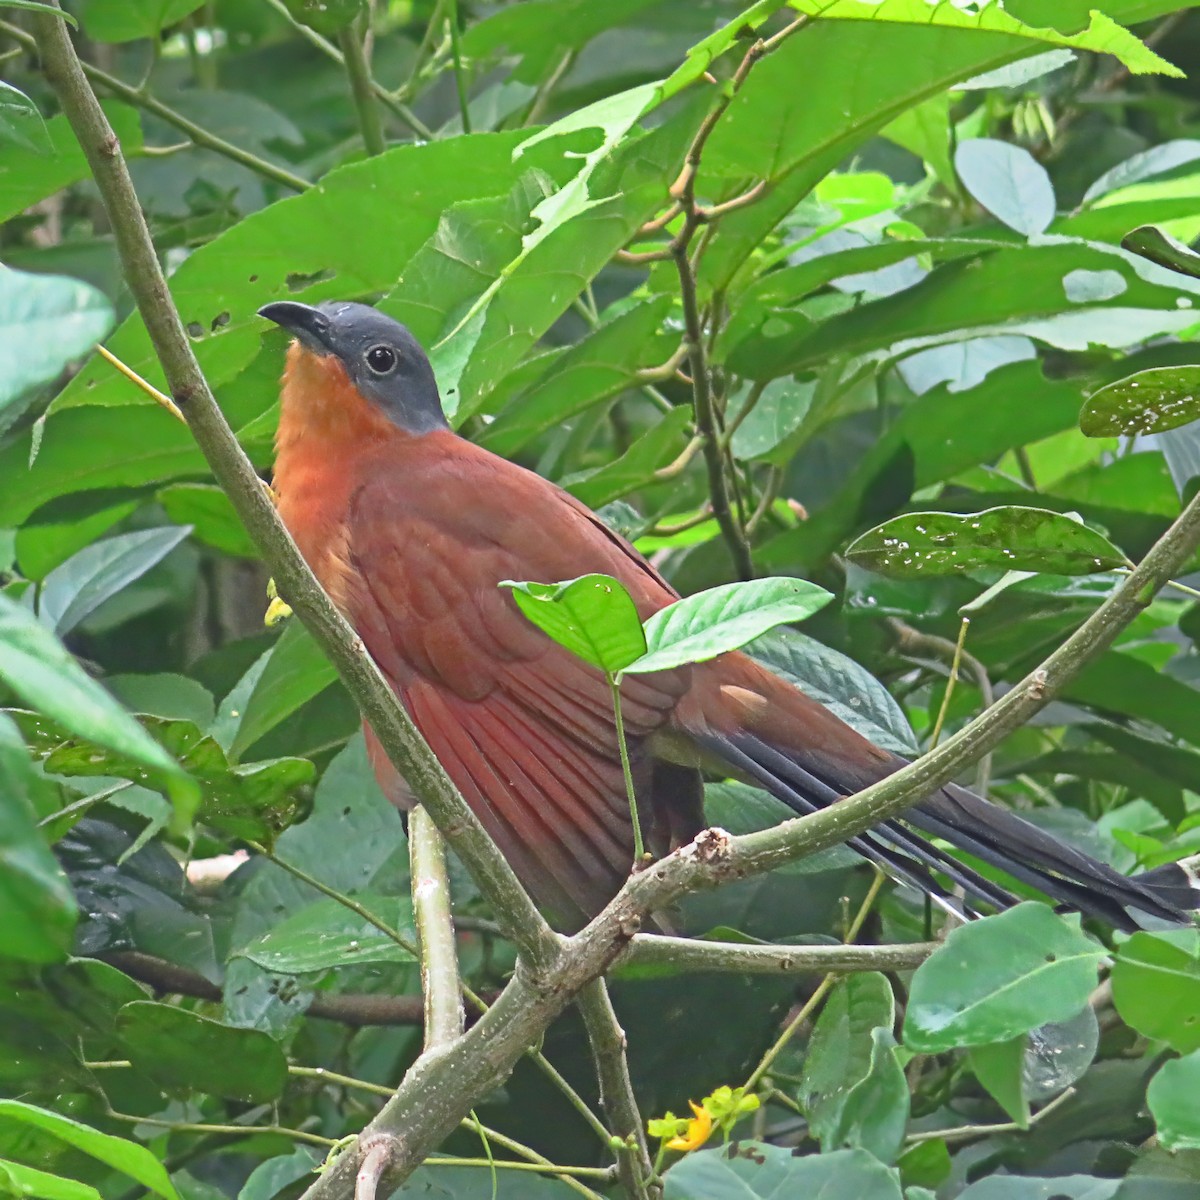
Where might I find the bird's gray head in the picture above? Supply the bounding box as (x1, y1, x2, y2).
(258, 299, 448, 435)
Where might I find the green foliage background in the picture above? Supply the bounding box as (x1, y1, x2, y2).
(4, 1, 1200, 1197)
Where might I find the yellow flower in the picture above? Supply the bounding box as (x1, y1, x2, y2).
(665, 1101, 713, 1152)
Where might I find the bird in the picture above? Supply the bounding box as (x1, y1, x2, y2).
(259, 298, 1199, 934)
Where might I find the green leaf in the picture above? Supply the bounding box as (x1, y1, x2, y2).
(37, 526, 191, 637)
(229, 622, 339, 760)
(81, 0, 204, 42)
(235, 893, 416, 974)
(18, 712, 308, 843)
(104, 674, 215, 727)
(904, 903, 1107, 1052)
(237, 1149, 319, 1200)
(624, 578, 832, 676)
(955, 138, 1055, 236)
(845, 507, 1128, 578)
(1121, 223, 1200, 279)
(463, 0, 668, 83)
(157, 484, 258, 558)
(116, 1001, 288, 1103)
(967, 1035, 1029, 1126)
(0, 267, 114, 427)
(728, 378, 816, 463)
(746, 629, 917, 754)
(1080, 366, 1200, 438)
(0, 714, 76, 963)
(663, 1144, 903, 1200)
(1112, 930, 1200, 1054)
(477, 297, 673, 457)
(835, 1027, 910, 1164)
(562, 406, 693, 508)
(785, 0, 1180, 78)
(728, 240, 1200, 382)
(1087, 143, 1200, 206)
(1149, 1051, 1200, 1151)
(0, 104, 139, 226)
(0, 1160, 99, 1200)
(0, 1100, 179, 1200)
(501, 574, 646, 675)
(0, 82, 50, 155)
(1065, 651, 1200, 747)
(0, 595, 197, 823)
(799, 974, 906, 1161)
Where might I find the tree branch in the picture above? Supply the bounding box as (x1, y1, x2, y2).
(577, 981, 652, 1200)
(0, 19, 310, 193)
(410, 806, 465, 1050)
(618, 934, 935, 975)
(101, 951, 426, 1026)
(30, 1, 559, 976)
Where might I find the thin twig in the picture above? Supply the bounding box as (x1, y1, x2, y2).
(745, 465, 783, 536)
(906, 1086, 1077, 1145)
(743, 868, 886, 1093)
(248, 839, 419, 955)
(929, 616, 970, 748)
(577, 980, 653, 1200)
(0, 18, 309, 192)
(410, 806, 465, 1050)
(654, 435, 703, 481)
(446, 0, 471, 133)
(262, 0, 433, 139)
(105, 1109, 337, 1148)
(696, 180, 768, 222)
(338, 15, 386, 156)
(94, 344, 186, 422)
(886, 615, 994, 792)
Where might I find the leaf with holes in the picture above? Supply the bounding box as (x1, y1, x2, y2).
(845, 507, 1128, 578)
(1080, 366, 1200, 438)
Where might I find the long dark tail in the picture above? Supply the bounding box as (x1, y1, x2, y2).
(699, 725, 1199, 932)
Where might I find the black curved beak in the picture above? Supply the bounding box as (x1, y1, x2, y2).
(257, 301, 333, 353)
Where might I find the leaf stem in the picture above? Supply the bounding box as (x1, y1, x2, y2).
(608, 675, 644, 866)
(742, 868, 886, 1093)
(105, 1109, 338, 1148)
(929, 616, 970, 749)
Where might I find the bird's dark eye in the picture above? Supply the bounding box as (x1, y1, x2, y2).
(365, 345, 397, 374)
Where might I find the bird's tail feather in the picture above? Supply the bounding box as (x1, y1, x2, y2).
(700, 728, 1198, 932)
